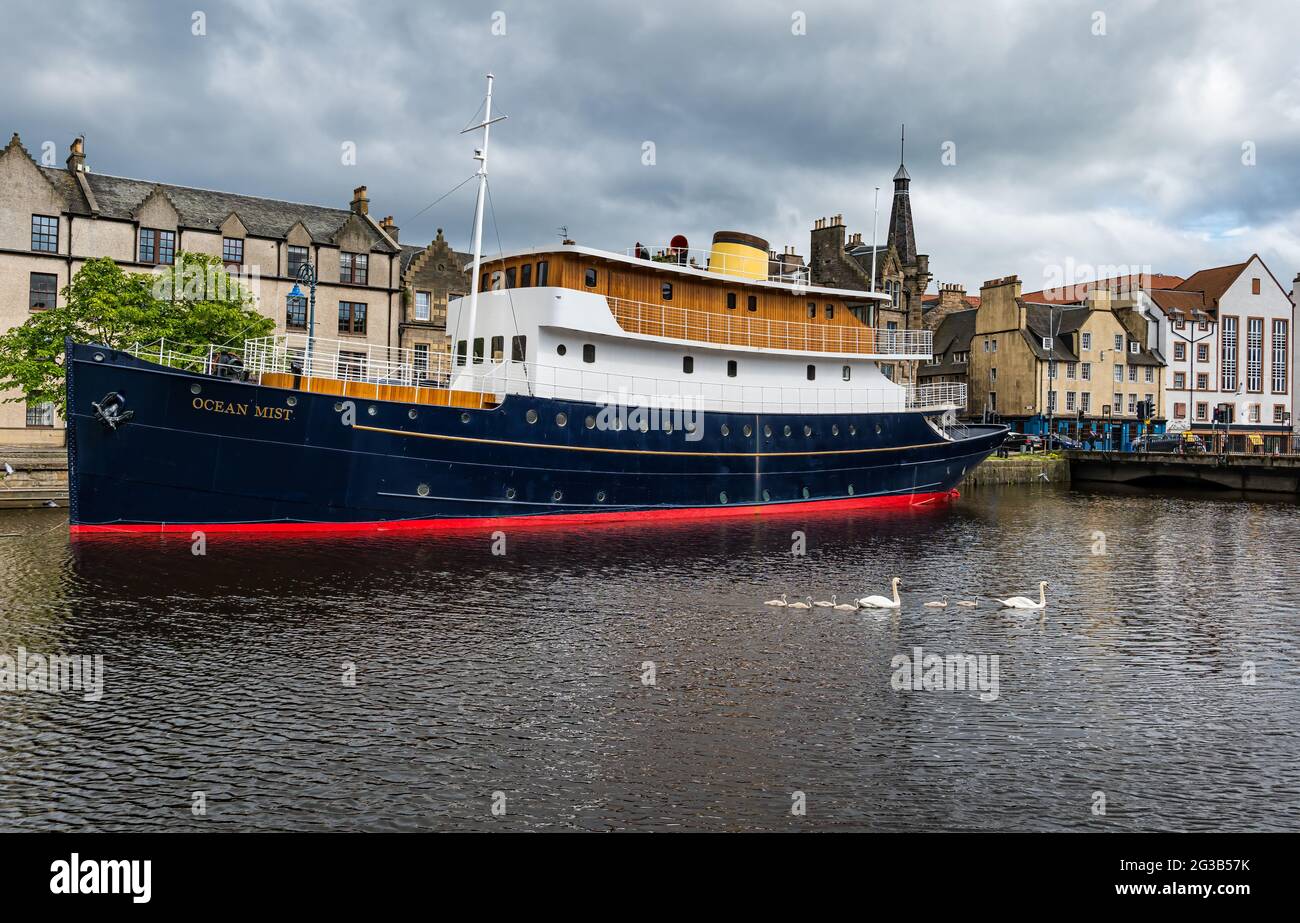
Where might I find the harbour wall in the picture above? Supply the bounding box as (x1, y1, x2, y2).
(962, 454, 1070, 488)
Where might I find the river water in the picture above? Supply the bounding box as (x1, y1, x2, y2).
(0, 483, 1297, 831)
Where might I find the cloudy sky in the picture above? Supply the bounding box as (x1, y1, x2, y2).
(5, 0, 1300, 293)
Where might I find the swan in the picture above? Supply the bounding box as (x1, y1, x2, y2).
(923, 597, 948, 608)
(996, 581, 1049, 610)
(859, 578, 902, 609)
(955, 599, 979, 608)
(833, 598, 860, 611)
(814, 594, 837, 608)
(787, 596, 813, 610)
(764, 593, 788, 607)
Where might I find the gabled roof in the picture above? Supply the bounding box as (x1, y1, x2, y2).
(917, 307, 976, 378)
(38, 166, 396, 251)
(1020, 273, 1185, 304)
(1148, 288, 1211, 318)
(1174, 260, 1248, 310)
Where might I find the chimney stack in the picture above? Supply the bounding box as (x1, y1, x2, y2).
(66, 136, 85, 173)
(350, 185, 369, 215)
(379, 214, 399, 244)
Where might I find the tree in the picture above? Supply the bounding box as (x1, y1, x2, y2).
(0, 252, 275, 414)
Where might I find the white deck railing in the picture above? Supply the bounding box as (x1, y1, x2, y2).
(625, 244, 811, 285)
(606, 296, 933, 357)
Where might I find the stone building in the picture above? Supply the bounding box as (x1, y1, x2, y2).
(0, 133, 469, 444)
(398, 228, 471, 373)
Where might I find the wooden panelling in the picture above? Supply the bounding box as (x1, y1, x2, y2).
(260, 373, 493, 409)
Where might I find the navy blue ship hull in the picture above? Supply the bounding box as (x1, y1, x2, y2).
(65, 342, 1006, 533)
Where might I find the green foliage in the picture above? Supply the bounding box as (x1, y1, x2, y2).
(0, 252, 275, 413)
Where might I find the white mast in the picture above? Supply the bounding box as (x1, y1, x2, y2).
(870, 184, 880, 296)
(456, 74, 505, 390)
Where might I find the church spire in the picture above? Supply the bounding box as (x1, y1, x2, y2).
(886, 123, 916, 264)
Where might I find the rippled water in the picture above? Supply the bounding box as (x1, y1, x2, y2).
(1, 484, 1298, 831)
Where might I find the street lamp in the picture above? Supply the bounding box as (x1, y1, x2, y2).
(295, 260, 318, 369)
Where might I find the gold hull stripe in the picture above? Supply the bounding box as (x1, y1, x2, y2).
(352, 423, 949, 459)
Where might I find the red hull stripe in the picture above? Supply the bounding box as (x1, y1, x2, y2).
(69, 489, 959, 536)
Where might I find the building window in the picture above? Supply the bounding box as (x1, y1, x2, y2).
(1066, 362, 1076, 380)
(138, 228, 175, 265)
(1222, 316, 1238, 390)
(583, 344, 595, 364)
(1127, 394, 1136, 415)
(288, 245, 309, 278)
(1173, 372, 1186, 389)
(727, 359, 737, 378)
(1174, 318, 1186, 330)
(536, 260, 549, 286)
(1113, 393, 1122, 413)
(1272, 319, 1288, 393)
(413, 343, 430, 375)
(491, 336, 505, 361)
(1129, 340, 1139, 354)
(1197, 372, 1209, 390)
(584, 267, 597, 287)
(286, 295, 307, 330)
(1080, 392, 1091, 413)
(511, 335, 526, 362)
(1113, 334, 1123, 351)
(1197, 343, 1209, 362)
(1066, 391, 1076, 412)
(990, 367, 997, 382)
(1275, 404, 1286, 424)
(1249, 403, 1261, 423)
(1128, 366, 1137, 382)
(1196, 402, 1208, 421)
(1246, 317, 1263, 392)
(25, 401, 54, 427)
(806, 364, 816, 381)
(661, 282, 673, 300)
(1113, 364, 1123, 382)
(1174, 342, 1185, 361)
(414, 291, 431, 321)
(340, 251, 368, 285)
(222, 237, 244, 266)
(29, 273, 57, 311)
(1144, 366, 1154, 384)
(747, 294, 757, 312)
(683, 356, 694, 374)
(31, 215, 58, 252)
(1047, 390, 1057, 413)
(1081, 362, 1091, 381)
(521, 263, 533, 287)
(338, 301, 367, 334)
(1081, 332, 1091, 351)
(1252, 277, 1261, 295)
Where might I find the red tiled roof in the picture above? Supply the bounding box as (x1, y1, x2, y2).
(1020, 273, 1185, 304)
(1175, 261, 1249, 310)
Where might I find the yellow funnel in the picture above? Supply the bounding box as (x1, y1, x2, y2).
(708, 231, 769, 281)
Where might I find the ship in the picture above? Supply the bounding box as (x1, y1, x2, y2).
(64, 76, 1006, 534)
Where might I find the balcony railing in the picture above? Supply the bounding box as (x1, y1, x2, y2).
(625, 244, 811, 285)
(607, 296, 933, 357)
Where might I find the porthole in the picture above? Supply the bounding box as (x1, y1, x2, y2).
(685, 422, 695, 434)
(849, 424, 857, 436)
(93, 352, 105, 362)
(875, 423, 882, 434)
(831, 424, 839, 436)
(526, 409, 538, 424)
(334, 402, 344, 412)
(663, 421, 673, 434)
(416, 483, 430, 497)
(596, 490, 606, 502)
(461, 412, 470, 423)
(848, 484, 855, 496)
(552, 489, 563, 502)
(408, 409, 418, 420)
(802, 486, 810, 499)
(556, 344, 567, 356)
(190, 383, 201, 395)
(367, 405, 378, 416)
(721, 423, 730, 437)
(556, 412, 568, 427)
(762, 489, 771, 501)
(585, 415, 596, 429)
(638, 421, 649, 433)
(506, 487, 517, 500)
(783, 425, 792, 437)
(743, 424, 752, 437)
(719, 491, 728, 504)
(803, 425, 812, 437)
(286, 395, 297, 407)
(764, 424, 773, 438)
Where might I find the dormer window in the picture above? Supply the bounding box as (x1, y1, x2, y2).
(288, 245, 309, 278)
(340, 251, 368, 284)
(139, 228, 175, 265)
(222, 236, 244, 266)
(1130, 341, 1139, 355)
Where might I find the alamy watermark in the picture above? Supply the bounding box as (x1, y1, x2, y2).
(0, 647, 104, 702)
(593, 388, 704, 442)
(890, 646, 1000, 702)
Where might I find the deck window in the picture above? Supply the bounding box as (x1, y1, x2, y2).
(726, 292, 736, 310)
(842, 365, 851, 381)
(481, 272, 489, 291)
(583, 344, 595, 363)
(584, 267, 597, 287)
(504, 266, 516, 289)
(473, 338, 484, 364)
(747, 294, 757, 312)
(808, 302, 816, 318)
(520, 263, 532, 287)
(683, 356, 694, 374)
(825, 304, 835, 319)
(727, 360, 737, 378)
(662, 282, 673, 300)
(491, 336, 505, 361)
(806, 365, 816, 381)
(456, 340, 468, 367)
(511, 335, 527, 362)
(536, 260, 548, 286)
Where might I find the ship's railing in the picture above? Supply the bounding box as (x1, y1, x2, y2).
(127, 339, 244, 376)
(241, 333, 452, 385)
(606, 296, 933, 357)
(906, 383, 967, 411)
(625, 244, 811, 285)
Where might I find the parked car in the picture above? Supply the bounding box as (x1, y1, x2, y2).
(1043, 433, 1083, 451)
(1131, 434, 1205, 454)
(1003, 432, 1043, 452)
